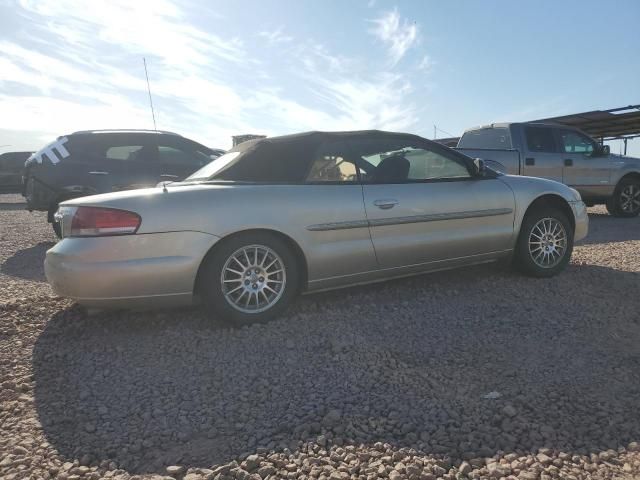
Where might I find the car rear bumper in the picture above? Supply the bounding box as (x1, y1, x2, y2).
(45, 231, 218, 309)
(570, 200, 588, 242)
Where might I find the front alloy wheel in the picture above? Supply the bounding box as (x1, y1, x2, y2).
(528, 218, 567, 269)
(515, 207, 573, 277)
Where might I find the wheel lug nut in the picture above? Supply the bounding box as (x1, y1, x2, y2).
(252, 283, 257, 289)
(259, 277, 264, 282)
(244, 280, 250, 285)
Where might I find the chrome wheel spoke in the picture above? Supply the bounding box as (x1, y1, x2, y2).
(265, 258, 278, 270)
(227, 284, 243, 294)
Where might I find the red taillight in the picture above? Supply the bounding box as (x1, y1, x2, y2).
(70, 207, 141, 237)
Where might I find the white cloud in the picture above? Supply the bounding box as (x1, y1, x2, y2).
(294, 44, 417, 132)
(19, 0, 247, 69)
(258, 28, 293, 44)
(417, 55, 433, 72)
(369, 8, 419, 66)
(1, 1, 429, 150)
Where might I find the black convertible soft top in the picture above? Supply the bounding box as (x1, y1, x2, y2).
(205, 130, 474, 183)
(231, 129, 428, 153)
(230, 129, 471, 162)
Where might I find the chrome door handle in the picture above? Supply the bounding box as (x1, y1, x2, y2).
(373, 199, 398, 209)
(89, 171, 109, 175)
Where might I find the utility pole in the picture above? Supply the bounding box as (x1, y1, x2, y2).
(433, 125, 437, 140)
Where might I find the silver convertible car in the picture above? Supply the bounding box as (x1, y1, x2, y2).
(46, 130, 588, 324)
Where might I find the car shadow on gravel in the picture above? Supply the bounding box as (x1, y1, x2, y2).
(579, 212, 640, 245)
(32, 263, 640, 474)
(1, 241, 54, 281)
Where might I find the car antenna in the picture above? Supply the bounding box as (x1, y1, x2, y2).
(143, 57, 157, 131)
(162, 181, 168, 193)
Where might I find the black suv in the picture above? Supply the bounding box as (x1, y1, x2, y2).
(0, 151, 32, 193)
(24, 129, 220, 236)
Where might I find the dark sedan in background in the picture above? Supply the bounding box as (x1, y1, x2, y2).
(0, 151, 32, 193)
(23, 129, 222, 236)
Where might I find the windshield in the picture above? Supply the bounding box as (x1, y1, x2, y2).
(185, 151, 241, 181)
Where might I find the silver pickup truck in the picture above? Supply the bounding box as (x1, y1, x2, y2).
(456, 122, 640, 217)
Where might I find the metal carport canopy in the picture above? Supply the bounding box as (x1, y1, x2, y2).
(532, 104, 640, 141)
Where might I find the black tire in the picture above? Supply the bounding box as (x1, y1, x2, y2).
(606, 177, 640, 218)
(514, 207, 573, 278)
(199, 232, 300, 325)
(49, 205, 62, 239)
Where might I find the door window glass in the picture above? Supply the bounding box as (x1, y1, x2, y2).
(307, 155, 357, 182)
(105, 145, 151, 162)
(559, 130, 595, 154)
(306, 143, 358, 183)
(524, 127, 557, 153)
(353, 139, 470, 183)
(158, 146, 210, 167)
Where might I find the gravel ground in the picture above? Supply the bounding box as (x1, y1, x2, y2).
(1, 193, 639, 480)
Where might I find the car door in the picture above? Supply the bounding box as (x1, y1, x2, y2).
(98, 134, 160, 192)
(556, 128, 611, 193)
(156, 136, 213, 183)
(521, 125, 564, 183)
(354, 137, 515, 269)
(302, 140, 378, 284)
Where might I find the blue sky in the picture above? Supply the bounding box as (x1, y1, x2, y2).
(1, 0, 639, 155)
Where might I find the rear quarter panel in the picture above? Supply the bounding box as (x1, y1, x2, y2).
(61, 184, 379, 284)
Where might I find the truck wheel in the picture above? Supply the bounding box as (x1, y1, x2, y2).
(199, 232, 300, 326)
(607, 177, 640, 217)
(514, 207, 573, 278)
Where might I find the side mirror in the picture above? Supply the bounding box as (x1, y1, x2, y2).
(473, 158, 486, 176)
(592, 144, 610, 157)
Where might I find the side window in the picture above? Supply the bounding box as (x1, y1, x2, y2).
(525, 127, 557, 153)
(559, 130, 595, 154)
(158, 145, 210, 167)
(105, 145, 153, 162)
(353, 139, 470, 183)
(306, 143, 358, 183)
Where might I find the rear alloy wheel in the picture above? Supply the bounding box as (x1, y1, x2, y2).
(200, 233, 299, 325)
(607, 178, 640, 217)
(514, 208, 573, 277)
